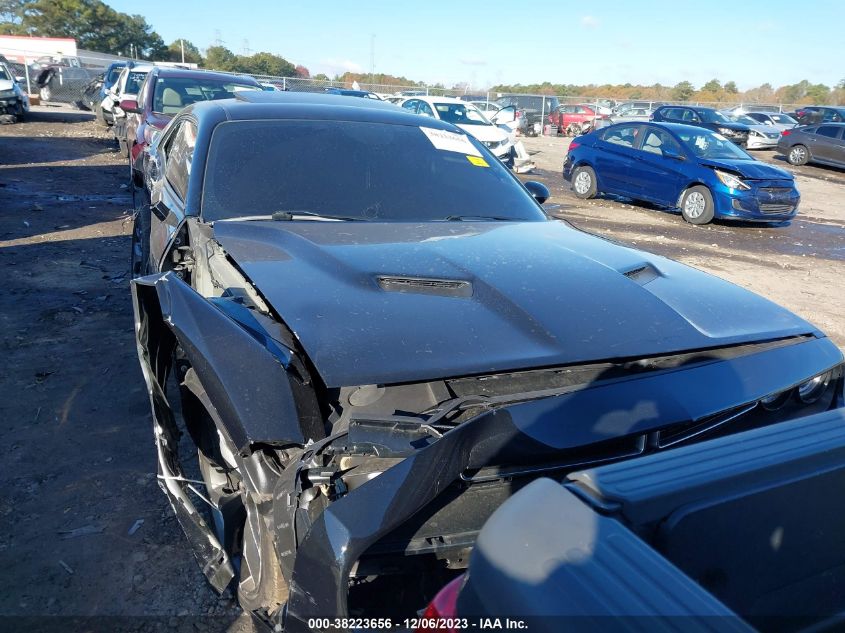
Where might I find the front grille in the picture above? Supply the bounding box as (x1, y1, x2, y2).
(760, 187, 792, 195)
(760, 204, 795, 214)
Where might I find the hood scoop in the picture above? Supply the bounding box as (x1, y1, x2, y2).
(622, 263, 660, 285)
(377, 275, 473, 298)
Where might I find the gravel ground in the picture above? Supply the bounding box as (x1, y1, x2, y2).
(0, 107, 843, 632)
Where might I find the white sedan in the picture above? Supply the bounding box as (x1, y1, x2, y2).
(399, 96, 517, 164)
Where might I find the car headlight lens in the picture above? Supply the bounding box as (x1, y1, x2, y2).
(0, 89, 16, 98)
(714, 169, 751, 191)
(797, 370, 832, 404)
(717, 127, 736, 136)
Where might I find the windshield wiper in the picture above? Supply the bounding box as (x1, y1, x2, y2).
(271, 210, 368, 221)
(440, 215, 515, 222)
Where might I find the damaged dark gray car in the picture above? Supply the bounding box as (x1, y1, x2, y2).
(129, 91, 845, 631)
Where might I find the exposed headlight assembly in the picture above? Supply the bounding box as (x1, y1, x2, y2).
(718, 127, 738, 136)
(797, 370, 833, 404)
(0, 89, 17, 99)
(714, 169, 751, 190)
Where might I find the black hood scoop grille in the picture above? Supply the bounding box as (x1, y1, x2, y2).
(377, 276, 473, 298)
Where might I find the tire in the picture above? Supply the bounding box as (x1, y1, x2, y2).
(130, 205, 152, 277)
(680, 185, 715, 225)
(571, 165, 597, 199)
(95, 104, 110, 127)
(38, 85, 52, 102)
(787, 144, 809, 166)
(237, 496, 288, 615)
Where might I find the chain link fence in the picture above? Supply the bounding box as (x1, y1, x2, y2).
(0, 44, 833, 119)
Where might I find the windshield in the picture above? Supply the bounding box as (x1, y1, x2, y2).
(106, 66, 124, 85)
(697, 109, 731, 124)
(202, 120, 546, 222)
(124, 70, 148, 95)
(770, 114, 796, 124)
(153, 77, 259, 114)
(433, 102, 490, 126)
(732, 114, 759, 126)
(0, 65, 10, 81)
(675, 128, 751, 160)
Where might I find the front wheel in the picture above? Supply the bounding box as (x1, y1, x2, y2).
(787, 144, 809, 166)
(237, 496, 288, 615)
(680, 185, 714, 225)
(571, 165, 597, 199)
(38, 85, 52, 102)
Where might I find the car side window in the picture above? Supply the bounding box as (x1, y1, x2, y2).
(662, 108, 681, 120)
(401, 99, 419, 113)
(163, 120, 197, 202)
(602, 125, 642, 148)
(417, 101, 434, 117)
(816, 126, 840, 139)
(681, 109, 699, 122)
(640, 128, 682, 157)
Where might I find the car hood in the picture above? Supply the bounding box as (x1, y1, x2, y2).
(456, 123, 509, 143)
(747, 123, 780, 135)
(0, 79, 16, 92)
(699, 158, 793, 180)
(714, 121, 750, 131)
(212, 220, 815, 386)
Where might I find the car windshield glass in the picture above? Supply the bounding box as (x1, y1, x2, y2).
(433, 102, 490, 125)
(125, 71, 148, 95)
(0, 65, 10, 81)
(732, 114, 758, 125)
(202, 120, 546, 222)
(106, 66, 124, 84)
(153, 77, 259, 114)
(698, 110, 730, 124)
(675, 129, 750, 160)
(770, 114, 795, 124)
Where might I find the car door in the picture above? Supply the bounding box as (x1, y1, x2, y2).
(149, 118, 196, 269)
(811, 125, 845, 164)
(629, 127, 688, 205)
(592, 124, 645, 196)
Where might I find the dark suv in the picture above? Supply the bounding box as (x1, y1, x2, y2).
(651, 106, 750, 147)
(793, 106, 845, 126)
(494, 94, 560, 131)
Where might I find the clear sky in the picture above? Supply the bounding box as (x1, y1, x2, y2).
(106, 0, 845, 89)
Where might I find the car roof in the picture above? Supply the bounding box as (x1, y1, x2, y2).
(151, 66, 257, 84)
(602, 121, 716, 134)
(415, 95, 473, 105)
(186, 91, 460, 130)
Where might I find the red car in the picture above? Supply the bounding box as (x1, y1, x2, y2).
(121, 67, 260, 186)
(548, 104, 607, 135)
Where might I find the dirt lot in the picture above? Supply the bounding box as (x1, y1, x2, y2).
(0, 107, 843, 630)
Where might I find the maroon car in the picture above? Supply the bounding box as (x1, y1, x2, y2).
(548, 103, 607, 135)
(121, 67, 260, 185)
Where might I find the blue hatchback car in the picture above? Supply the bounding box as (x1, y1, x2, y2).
(563, 122, 800, 224)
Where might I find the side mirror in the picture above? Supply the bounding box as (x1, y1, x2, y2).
(524, 181, 550, 204)
(663, 147, 686, 161)
(119, 99, 140, 114)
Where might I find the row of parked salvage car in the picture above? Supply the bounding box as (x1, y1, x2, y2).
(561, 105, 845, 225)
(119, 84, 845, 632)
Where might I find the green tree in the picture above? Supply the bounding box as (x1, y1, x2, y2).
(204, 45, 237, 71)
(805, 83, 830, 104)
(701, 78, 722, 93)
(671, 80, 695, 101)
(166, 39, 202, 64)
(724, 81, 738, 94)
(312, 73, 329, 81)
(1, 0, 31, 32)
(232, 51, 295, 77)
(18, 0, 165, 57)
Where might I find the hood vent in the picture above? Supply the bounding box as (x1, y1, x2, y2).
(622, 263, 659, 285)
(377, 276, 473, 298)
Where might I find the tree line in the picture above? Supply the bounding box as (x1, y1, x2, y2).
(491, 78, 845, 106)
(0, 0, 309, 77)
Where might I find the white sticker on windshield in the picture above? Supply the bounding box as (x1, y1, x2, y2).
(420, 127, 481, 157)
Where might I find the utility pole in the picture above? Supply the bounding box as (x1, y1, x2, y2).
(180, 39, 185, 63)
(369, 34, 375, 86)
